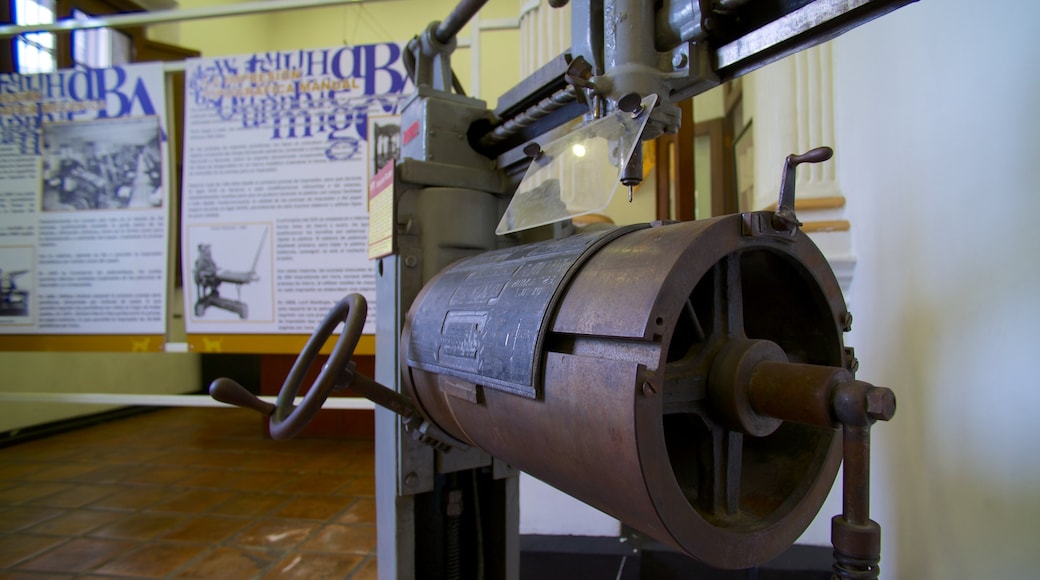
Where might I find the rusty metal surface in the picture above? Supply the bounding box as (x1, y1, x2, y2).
(403, 213, 859, 569)
(406, 226, 642, 398)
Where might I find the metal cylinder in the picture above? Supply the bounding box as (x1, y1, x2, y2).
(402, 214, 851, 569)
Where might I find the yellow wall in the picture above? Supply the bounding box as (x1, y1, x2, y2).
(7, 1, 530, 434)
(0, 352, 201, 433)
(150, 0, 522, 103)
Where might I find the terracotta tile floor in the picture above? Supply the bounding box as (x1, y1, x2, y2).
(0, 408, 377, 579)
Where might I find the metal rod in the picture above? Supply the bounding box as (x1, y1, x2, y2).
(0, 392, 375, 409)
(842, 424, 871, 525)
(434, 0, 490, 43)
(0, 0, 397, 38)
(477, 84, 578, 149)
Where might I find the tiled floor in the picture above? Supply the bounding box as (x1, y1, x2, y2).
(0, 407, 377, 579)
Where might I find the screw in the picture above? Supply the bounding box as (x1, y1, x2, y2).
(523, 142, 542, 160)
(844, 347, 859, 373)
(404, 472, 418, 487)
(672, 51, 688, 69)
(865, 387, 896, 421)
(404, 255, 418, 268)
(617, 93, 643, 114)
(841, 311, 854, 332)
(641, 381, 657, 397)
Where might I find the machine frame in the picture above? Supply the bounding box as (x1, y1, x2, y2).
(211, 1, 913, 578)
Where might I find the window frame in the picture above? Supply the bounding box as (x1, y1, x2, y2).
(2, 0, 147, 73)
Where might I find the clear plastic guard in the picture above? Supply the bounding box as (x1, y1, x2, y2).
(495, 94, 659, 235)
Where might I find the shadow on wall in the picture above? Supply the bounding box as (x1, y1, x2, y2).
(879, 222, 1040, 579)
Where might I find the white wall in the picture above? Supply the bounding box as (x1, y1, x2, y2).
(520, 4, 1040, 578)
(819, 1, 1040, 577)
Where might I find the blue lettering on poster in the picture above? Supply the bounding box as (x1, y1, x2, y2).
(185, 43, 413, 161)
(0, 65, 161, 156)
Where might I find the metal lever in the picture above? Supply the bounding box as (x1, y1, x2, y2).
(208, 293, 462, 451)
(747, 362, 894, 580)
(209, 377, 275, 416)
(774, 146, 834, 231)
(830, 381, 895, 580)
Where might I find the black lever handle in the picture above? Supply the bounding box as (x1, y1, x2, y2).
(207, 293, 466, 451)
(209, 377, 275, 416)
(788, 146, 833, 166)
(774, 146, 834, 231)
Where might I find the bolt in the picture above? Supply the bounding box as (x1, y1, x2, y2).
(865, 387, 896, 422)
(446, 490, 464, 516)
(404, 472, 418, 487)
(404, 255, 418, 268)
(565, 56, 594, 88)
(641, 380, 657, 397)
(523, 142, 542, 160)
(672, 51, 688, 69)
(844, 347, 859, 373)
(617, 93, 643, 114)
(841, 311, 854, 332)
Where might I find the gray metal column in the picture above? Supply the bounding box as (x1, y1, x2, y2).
(375, 85, 519, 580)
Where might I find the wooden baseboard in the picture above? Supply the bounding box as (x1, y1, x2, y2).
(802, 219, 851, 232)
(763, 195, 846, 212)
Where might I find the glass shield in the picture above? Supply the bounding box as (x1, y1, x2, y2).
(495, 94, 659, 235)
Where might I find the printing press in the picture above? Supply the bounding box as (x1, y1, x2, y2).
(212, 0, 913, 577)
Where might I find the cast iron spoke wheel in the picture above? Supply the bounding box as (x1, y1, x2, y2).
(713, 252, 745, 340)
(269, 293, 367, 440)
(660, 245, 841, 542)
(663, 252, 752, 520)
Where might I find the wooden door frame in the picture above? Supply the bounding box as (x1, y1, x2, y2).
(654, 100, 732, 221)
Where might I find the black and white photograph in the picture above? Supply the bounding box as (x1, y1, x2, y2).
(0, 246, 34, 320)
(188, 223, 273, 322)
(40, 116, 164, 212)
(369, 115, 401, 178)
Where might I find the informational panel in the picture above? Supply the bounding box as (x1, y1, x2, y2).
(0, 63, 169, 341)
(181, 44, 411, 347)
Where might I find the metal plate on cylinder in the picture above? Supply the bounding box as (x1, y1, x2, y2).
(406, 225, 644, 398)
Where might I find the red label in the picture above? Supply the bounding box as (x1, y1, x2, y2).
(369, 160, 394, 200)
(402, 121, 420, 146)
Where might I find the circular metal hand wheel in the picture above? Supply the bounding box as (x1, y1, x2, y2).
(269, 293, 367, 440)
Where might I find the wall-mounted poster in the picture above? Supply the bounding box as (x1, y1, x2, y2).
(181, 43, 412, 347)
(0, 63, 169, 340)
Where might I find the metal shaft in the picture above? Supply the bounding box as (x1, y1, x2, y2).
(434, 0, 489, 43)
(841, 425, 871, 525)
